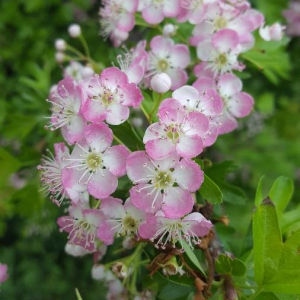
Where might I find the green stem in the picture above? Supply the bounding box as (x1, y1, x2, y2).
(79, 34, 90, 58)
(247, 286, 264, 300)
(113, 134, 132, 153)
(140, 104, 151, 123)
(149, 93, 162, 123)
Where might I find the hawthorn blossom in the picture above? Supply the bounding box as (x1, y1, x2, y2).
(100, 0, 138, 47)
(140, 0, 181, 25)
(98, 197, 147, 245)
(171, 85, 223, 146)
(139, 211, 212, 249)
(259, 23, 285, 41)
(64, 62, 95, 82)
(126, 151, 203, 218)
(58, 205, 103, 251)
(283, 1, 300, 37)
(178, 0, 217, 24)
(62, 123, 129, 199)
(0, 264, 8, 284)
(81, 67, 143, 125)
(38, 143, 72, 206)
(45, 77, 86, 144)
(144, 99, 210, 159)
(196, 29, 244, 76)
(216, 73, 254, 134)
(191, 3, 264, 51)
(147, 36, 190, 90)
(116, 41, 149, 84)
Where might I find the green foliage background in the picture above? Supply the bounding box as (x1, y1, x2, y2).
(0, 0, 299, 299)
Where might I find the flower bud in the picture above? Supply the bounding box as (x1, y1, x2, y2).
(91, 264, 106, 280)
(82, 66, 95, 79)
(55, 52, 65, 63)
(132, 117, 143, 128)
(112, 262, 128, 279)
(68, 24, 81, 38)
(65, 243, 89, 257)
(151, 73, 172, 94)
(161, 257, 185, 277)
(55, 39, 66, 51)
(163, 24, 177, 37)
(122, 236, 136, 249)
(259, 23, 285, 41)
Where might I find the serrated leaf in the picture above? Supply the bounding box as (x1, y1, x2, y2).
(268, 176, 293, 216)
(215, 254, 246, 276)
(199, 174, 223, 204)
(181, 240, 206, 275)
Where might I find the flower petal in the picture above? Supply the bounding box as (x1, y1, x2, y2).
(228, 92, 253, 118)
(217, 73, 242, 97)
(176, 135, 204, 158)
(106, 103, 130, 125)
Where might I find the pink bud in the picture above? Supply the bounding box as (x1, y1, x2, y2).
(259, 23, 284, 41)
(55, 39, 66, 51)
(151, 73, 172, 94)
(163, 24, 177, 37)
(55, 52, 65, 63)
(68, 24, 81, 38)
(82, 66, 95, 79)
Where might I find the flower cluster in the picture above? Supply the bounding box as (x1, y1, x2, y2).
(39, 0, 285, 298)
(283, 1, 300, 36)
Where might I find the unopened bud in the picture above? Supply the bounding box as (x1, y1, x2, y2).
(55, 52, 65, 63)
(82, 66, 95, 79)
(132, 117, 143, 127)
(151, 73, 172, 94)
(163, 24, 178, 37)
(91, 264, 106, 281)
(112, 262, 128, 279)
(55, 39, 66, 51)
(259, 23, 285, 41)
(68, 24, 81, 38)
(65, 243, 89, 257)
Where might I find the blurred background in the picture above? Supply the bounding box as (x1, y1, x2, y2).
(0, 0, 299, 299)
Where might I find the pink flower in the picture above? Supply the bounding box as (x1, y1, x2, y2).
(147, 36, 190, 90)
(100, 0, 138, 47)
(191, 3, 264, 51)
(283, 1, 300, 36)
(139, 211, 212, 249)
(45, 77, 86, 144)
(97, 197, 147, 245)
(62, 123, 129, 199)
(58, 205, 103, 251)
(81, 67, 143, 125)
(140, 0, 181, 25)
(216, 73, 254, 134)
(196, 28, 244, 76)
(179, 0, 217, 24)
(38, 143, 72, 206)
(171, 85, 223, 147)
(259, 23, 285, 41)
(126, 151, 203, 218)
(0, 264, 8, 284)
(144, 98, 210, 159)
(116, 41, 149, 84)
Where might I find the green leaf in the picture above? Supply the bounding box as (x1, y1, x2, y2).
(75, 288, 83, 300)
(268, 176, 293, 216)
(253, 198, 300, 295)
(110, 121, 144, 151)
(199, 174, 223, 204)
(181, 240, 206, 275)
(158, 283, 194, 300)
(0, 148, 22, 188)
(255, 176, 266, 206)
(215, 254, 246, 276)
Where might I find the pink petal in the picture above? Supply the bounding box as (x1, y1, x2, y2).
(97, 220, 115, 245)
(217, 73, 242, 97)
(138, 217, 159, 239)
(130, 184, 163, 214)
(126, 65, 144, 84)
(100, 67, 129, 88)
(228, 92, 253, 118)
(193, 78, 216, 95)
(173, 159, 204, 192)
(84, 123, 113, 152)
(100, 197, 125, 219)
(202, 122, 219, 147)
(54, 142, 69, 164)
(88, 170, 118, 199)
(102, 145, 129, 177)
(117, 13, 135, 31)
(196, 40, 215, 61)
(163, 0, 181, 17)
(57, 77, 77, 98)
(82, 98, 106, 124)
(184, 111, 210, 136)
(159, 98, 183, 112)
(62, 116, 85, 145)
(212, 29, 239, 52)
(106, 103, 130, 125)
(145, 138, 175, 160)
(168, 69, 188, 90)
(122, 82, 143, 107)
(172, 86, 200, 109)
(126, 151, 155, 183)
(162, 187, 194, 219)
(183, 212, 212, 236)
(143, 122, 165, 143)
(193, 62, 214, 78)
(142, 5, 164, 25)
(199, 89, 223, 117)
(176, 135, 204, 158)
(150, 35, 174, 54)
(169, 44, 190, 69)
(158, 106, 185, 124)
(216, 111, 238, 135)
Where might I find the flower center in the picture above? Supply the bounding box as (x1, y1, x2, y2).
(216, 53, 228, 67)
(166, 126, 180, 143)
(154, 171, 173, 189)
(215, 17, 228, 30)
(157, 59, 169, 72)
(122, 216, 138, 232)
(86, 152, 102, 171)
(101, 91, 114, 106)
